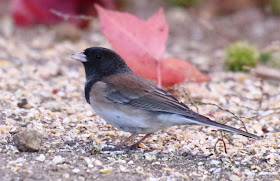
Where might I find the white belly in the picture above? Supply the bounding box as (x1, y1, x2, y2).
(90, 98, 152, 133)
(89, 97, 192, 134)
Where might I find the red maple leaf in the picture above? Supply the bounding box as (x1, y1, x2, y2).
(96, 5, 210, 86)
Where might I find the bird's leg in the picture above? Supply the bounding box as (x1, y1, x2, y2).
(127, 133, 151, 150)
(113, 133, 138, 150)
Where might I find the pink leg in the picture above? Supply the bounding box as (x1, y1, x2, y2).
(128, 133, 151, 150)
(113, 133, 138, 150)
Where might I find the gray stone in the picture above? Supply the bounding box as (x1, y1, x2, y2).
(13, 129, 43, 152)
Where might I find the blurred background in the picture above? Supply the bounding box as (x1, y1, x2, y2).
(0, 0, 279, 72)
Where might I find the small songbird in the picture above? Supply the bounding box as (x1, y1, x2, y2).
(72, 47, 259, 150)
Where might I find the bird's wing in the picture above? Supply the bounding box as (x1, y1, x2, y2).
(103, 73, 194, 116)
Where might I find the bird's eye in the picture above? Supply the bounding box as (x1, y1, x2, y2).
(96, 54, 102, 59)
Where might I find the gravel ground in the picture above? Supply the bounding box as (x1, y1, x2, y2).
(0, 6, 280, 181)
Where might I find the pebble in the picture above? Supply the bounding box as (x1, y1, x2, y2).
(100, 168, 112, 174)
(210, 160, 221, 165)
(212, 167, 222, 174)
(52, 156, 65, 164)
(94, 159, 102, 166)
(230, 175, 241, 181)
(84, 157, 93, 168)
(119, 165, 128, 172)
(72, 168, 81, 174)
(258, 172, 269, 175)
(17, 98, 32, 109)
(128, 160, 134, 164)
(63, 173, 70, 178)
(244, 169, 254, 176)
(163, 168, 172, 171)
(145, 154, 156, 161)
(13, 128, 43, 152)
(36, 154, 46, 162)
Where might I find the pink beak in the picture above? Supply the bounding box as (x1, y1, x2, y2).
(71, 51, 87, 62)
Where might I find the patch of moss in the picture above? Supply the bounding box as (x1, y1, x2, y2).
(166, 0, 203, 8)
(260, 52, 280, 69)
(269, 0, 280, 15)
(225, 42, 259, 72)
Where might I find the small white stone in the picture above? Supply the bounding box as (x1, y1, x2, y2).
(147, 177, 159, 181)
(94, 159, 102, 166)
(72, 168, 80, 174)
(10, 145, 19, 151)
(174, 172, 183, 177)
(210, 160, 220, 165)
(229, 175, 241, 181)
(213, 168, 222, 174)
(36, 154, 46, 162)
(258, 172, 269, 175)
(85, 111, 93, 117)
(144, 153, 156, 161)
(15, 158, 26, 163)
(84, 157, 93, 168)
(244, 169, 254, 176)
(52, 155, 65, 164)
(63, 173, 70, 178)
(118, 159, 126, 164)
(119, 165, 127, 172)
(152, 161, 160, 165)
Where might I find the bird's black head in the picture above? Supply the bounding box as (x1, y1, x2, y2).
(72, 47, 130, 80)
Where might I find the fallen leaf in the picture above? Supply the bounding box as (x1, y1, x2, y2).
(161, 58, 210, 85)
(96, 5, 209, 86)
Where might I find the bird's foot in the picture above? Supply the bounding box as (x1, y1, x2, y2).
(125, 143, 140, 150)
(102, 146, 122, 151)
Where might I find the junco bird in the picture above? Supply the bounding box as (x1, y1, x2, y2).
(72, 47, 259, 150)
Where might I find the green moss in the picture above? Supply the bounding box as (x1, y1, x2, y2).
(260, 52, 280, 69)
(166, 0, 202, 8)
(269, 0, 280, 15)
(225, 42, 259, 72)
(260, 53, 271, 63)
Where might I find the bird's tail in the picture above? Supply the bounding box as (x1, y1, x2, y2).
(186, 114, 260, 139)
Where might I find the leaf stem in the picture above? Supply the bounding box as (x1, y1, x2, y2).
(157, 60, 162, 88)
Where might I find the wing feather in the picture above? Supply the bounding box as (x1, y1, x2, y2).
(103, 74, 192, 116)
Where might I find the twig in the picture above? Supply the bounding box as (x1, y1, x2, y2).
(194, 101, 250, 134)
(238, 104, 259, 111)
(214, 131, 227, 154)
(254, 111, 280, 120)
(50, 9, 94, 21)
(183, 90, 199, 113)
(244, 66, 280, 81)
(195, 101, 240, 120)
(224, 93, 260, 102)
(225, 90, 280, 102)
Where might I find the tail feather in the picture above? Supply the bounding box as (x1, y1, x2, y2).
(187, 114, 260, 139)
